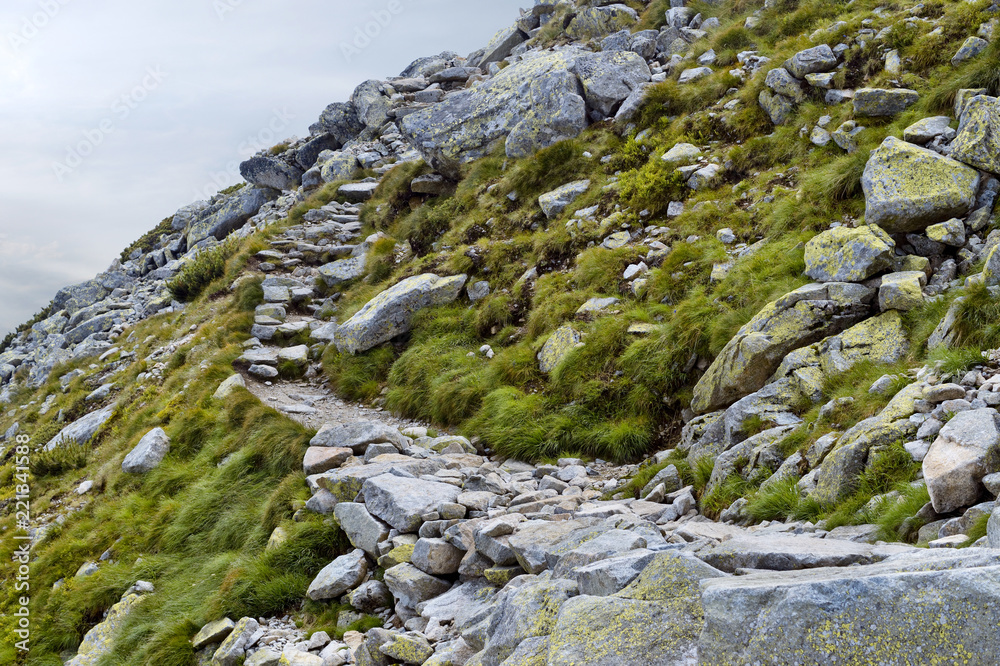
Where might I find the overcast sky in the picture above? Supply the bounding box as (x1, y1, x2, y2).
(0, 0, 525, 336)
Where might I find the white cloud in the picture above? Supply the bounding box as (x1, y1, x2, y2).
(0, 0, 524, 335)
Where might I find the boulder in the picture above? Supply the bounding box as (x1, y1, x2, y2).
(320, 152, 360, 183)
(678, 67, 713, 84)
(295, 133, 341, 170)
(878, 271, 926, 312)
(334, 274, 468, 354)
(903, 116, 954, 145)
(950, 95, 1000, 175)
(537, 325, 582, 374)
(697, 534, 908, 573)
(803, 225, 894, 282)
(412, 537, 464, 575)
(539, 180, 591, 219)
(379, 634, 434, 665)
(352, 79, 391, 130)
(952, 36, 989, 67)
(924, 408, 1000, 513)
(783, 44, 837, 78)
(192, 618, 236, 649)
(339, 182, 379, 203)
(565, 5, 638, 40)
(214, 374, 246, 400)
(312, 457, 445, 501)
(383, 563, 452, 609)
(187, 186, 275, 247)
(317, 256, 367, 287)
(121, 427, 170, 474)
(691, 283, 873, 413)
(334, 502, 390, 557)
(400, 50, 588, 178)
(661, 143, 702, 165)
(861, 136, 980, 232)
(312, 421, 408, 452)
(212, 617, 260, 666)
(569, 549, 657, 596)
(479, 579, 579, 665)
(239, 156, 302, 191)
(310, 102, 364, 143)
(53, 278, 110, 315)
(699, 550, 1000, 665)
(303, 446, 352, 476)
(306, 549, 368, 600)
(45, 404, 116, 451)
(853, 88, 919, 116)
(765, 68, 806, 103)
(362, 474, 461, 533)
(66, 594, 145, 666)
(758, 89, 795, 125)
(572, 51, 651, 116)
(480, 24, 527, 66)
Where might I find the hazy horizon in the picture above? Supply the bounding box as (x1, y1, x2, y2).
(0, 0, 526, 336)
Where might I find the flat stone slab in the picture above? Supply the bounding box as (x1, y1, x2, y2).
(362, 474, 461, 533)
(696, 534, 911, 573)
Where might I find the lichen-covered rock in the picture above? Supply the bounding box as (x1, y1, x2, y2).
(239, 156, 303, 191)
(480, 24, 527, 67)
(952, 36, 989, 67)
(861, 136, 980, 232)
(758, 89, 794, 125)
(212, 617, 260, 666)
(352, 79, 392, 131)
(479, 578, 579, 665)
(697, 534, 907, 573)
(400, 50, 588, 178)
(379, 634, 434, 665)
(334, 502, 390, 557)
(764, 68, 806, 103)
(564, 5, 638, 41)
(306, 549, 368, 601)
(925, 217, 966, 247)
(699, 550, 1000, 665)
(924, 408, 1000, 514)
(538, 180, 591, 219)
(318, 256, 367, 287)
(853, 88, 919, 116)
(537, 325, 582, 373)
(950, 95, 1000, 176)
(334, 274, 468, 354)
(310, 102, 364, 143)
(187, 186, 275, 247)
(319, 152, 361, 183)
(803, 225, 894, 282)
(691, 283, 873, 413)
(572, 51, 651, 116)
(661, 143, 702, 165)
(878, 271, 926, 312)
(903, 116, 954, 145)
(383, 562, 452, 609)
(362, 473, 461, 532)
(783, 44, 838, 78)
(192, 618, 236, 650)
(67, 594, 144, 666)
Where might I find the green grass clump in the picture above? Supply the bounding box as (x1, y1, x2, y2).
(168, 238, 242, 302)
(745, 478, 823, 523)
(120, 216, 175, 264)
(30, 444, 88, 477)
(617, 159, 688, 216)
(822, 442, 921, 530)
(323, 344, 397, 403)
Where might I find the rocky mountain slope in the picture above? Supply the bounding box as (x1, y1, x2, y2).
(4, 0, 1000, 663)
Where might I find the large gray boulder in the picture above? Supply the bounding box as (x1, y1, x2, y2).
(45, 404, 116, 451)
(853, 88, 919, 116)
(239, 156, 302, 191)
(924, 408, 1000, 513)
(352, 80, 392, 131)
(362, 474, 460, 533)
(121, 427, 170, 474)
(186, 186, 275, 247)
(212, 617, 260, 666)
(479, 24, 527, 67)
(383, 563, 452, 609)
(697, 534, 908, 573)
(306, 549, 368, 600)
(334, 502, 391, 557)
(311, 421, 409, 453)
(691, 283, 873, 413)
(479, 578, 579, 665)
(862, 136, 980, 232)
(572, 50, 651, 117)
(539, 180, 591, 219)
(699, 550, 1000, 665)
(564, 5, 638, 41)
(309, 102, 364, 143)
(334, 274, 467, 354)
(783, 44, 838, 78)
(400, 50, 588, 178)
(569, 549, 657, 596)
(53, 279, 110, 316)
(950, 95, 1000, 175)
(295, 133, 341, 170)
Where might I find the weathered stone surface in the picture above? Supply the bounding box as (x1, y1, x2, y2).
(903, 116, 954, 145)
(334, 502, 391, 558)
(45, 404, 116, 451)
(306, 549, 368, 601)
(569, 549, 656, 596)
(952, 36, 989, 67)
(698, 534, 907, 573)
(699, 550, 1000, 665)
(692, 283, 873, 413)
(192, 618, 235, 649)
(311, 421, 408, 452)
(212, 617, 260, 666)
(187, 187, 274, 247)
(862, 136, 980, 232)
(412, 537, 464, 575)
(67, 594, 144, 666)
(759, 90, 794, 124)
(362, 474, 461, 533)
(214, 374, 246, 400)
(122, 427, 170, 474)
(878, 271, 926, 312)
(312, 457, 445, 501)
(538, 180, 591, 219)
(537, 325, 582, 373)
(335, 274, 468, 354)
(950, 95, 1000, 175)
(924, 408, 1000, 513)
(383, 563, 452, 609)
(352, 79, 391, 130)
(380, 633, 434, 665)
(565, 5, 638, 40)
(853, 88, 919, 116)
(572, 51, 651, 116)
(784, 44, 837, 78)
(303, 446, 352, 475)
(989, 505, 1000, 548)
(311, 102, 364, 143)
(480, 24, 527, 66)
(661, 143, 702, 165)
(804, 225, 894, 282)
(765, 68, 806, 103)
(401, 50, 588, 177)
(240, 156, 302, 191)
(480, 579, 579, 665)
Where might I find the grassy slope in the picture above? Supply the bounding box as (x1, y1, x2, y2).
(2, 0, 1000, 662)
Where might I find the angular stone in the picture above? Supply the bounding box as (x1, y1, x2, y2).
(334, 274, 468, 354)
(759, 89, 795, 125)
(661, 143, 702, 165)
(952, 36, 989, 66)
(303, 446, 352, 475)
(804, 225, 895, 282)
(479, 579, 578, 665)
(537, 325, 581, 373)
(362, 474, 461, 533)
(924, 408, 1000, 513)
(565, 5, 638, 40)
(572, 51, 651, 117)
(784, 44, 837, 78)
(765, 68, 806, 103)
(878, 271, 926, 312)
(379, 633, 434, 665)
(45, 404, 116, 451)
(212, 617, 260, 666)
(193, 618, 236, 649)
(538, 180, 591, 219)
(306, 549, 368, 601)
(862, 136, 980, 232)
(903, 116, 954, 145)
(692, 283, 873, 413)
(412, 537, 464, 575)
(570, 549, 657, 597)
(925, 218, 966, 247)
(853, 88, 919, 116)
(66, 594, 144, 666)
(678, 67, 713, 84)
(187, 187, 274, 247)
(383, 563, 452, 609)
(239, 156, 302, 191)
(122, 427, 171, 474)
(311, 421, 408, 453)
(950, 95, 1000, 176)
